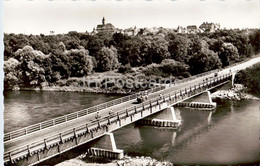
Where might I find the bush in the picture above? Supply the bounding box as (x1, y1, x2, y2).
(118, 64, 133, 73)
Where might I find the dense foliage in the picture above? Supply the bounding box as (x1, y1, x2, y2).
(235, 63, 260, 97)
(3, 29, 260, 88)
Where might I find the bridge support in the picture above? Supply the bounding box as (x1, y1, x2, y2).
(175, 91, 216, 110)
(86, 133, 123, 159)
(231, 72, 237, 88)
(137, 107, 181, 128)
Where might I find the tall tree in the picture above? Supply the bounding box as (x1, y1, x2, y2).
(96, 46, 119, 71)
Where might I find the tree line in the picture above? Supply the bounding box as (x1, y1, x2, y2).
(3, 29, 260, 88)
(235, 63, 260, 97)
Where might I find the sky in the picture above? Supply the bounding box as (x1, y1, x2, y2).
(3, 0, 260, 35)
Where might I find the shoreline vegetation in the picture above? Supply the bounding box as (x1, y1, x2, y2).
(211, 84, 260, 100)
(55, 155, 173, 166)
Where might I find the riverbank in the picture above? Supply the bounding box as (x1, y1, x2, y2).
(211, 84, 260, 100)
(10, 85, 134, 94)
(55, 155, 173, 166)
(8, 70, 167, 94)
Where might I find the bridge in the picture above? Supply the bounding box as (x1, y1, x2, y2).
(3, 56, 260, 166)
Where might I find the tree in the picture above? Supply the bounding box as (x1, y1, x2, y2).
(235, 63, 260, 97)
(65, 48, 94, 77)
(87, 36, 105, 56)
(4, 58, 21, 88)
(150, 34, 171, 64)
(14, 46, 47, 86)
(218, 42, 240, 67)
(189, 47, 222, 75)
(167, 33, 189, 63)
(250, 30, 260, 54)
(96, 46, 119, 71)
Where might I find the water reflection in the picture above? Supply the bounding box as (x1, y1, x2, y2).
(207, 111, 213, 124)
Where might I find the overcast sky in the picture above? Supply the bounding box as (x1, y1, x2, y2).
(3, 0, 260, 35)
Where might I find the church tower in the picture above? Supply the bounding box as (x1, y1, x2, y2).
(102, 17, 105, 25)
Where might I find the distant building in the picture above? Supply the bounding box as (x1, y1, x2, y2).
(124, 26, 138, 36)
(96, 17, 116, 33)
(177, 26, 187, 34)
(187, 25, 198, 34)
(199, 22, 220, 32)
(50, 31, 55, 35)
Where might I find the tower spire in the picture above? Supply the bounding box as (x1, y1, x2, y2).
(102, 17, 105, 25)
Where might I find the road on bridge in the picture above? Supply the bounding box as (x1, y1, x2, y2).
(4, 56, 260, 154)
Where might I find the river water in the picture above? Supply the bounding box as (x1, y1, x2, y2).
(4, 91, 260, 165)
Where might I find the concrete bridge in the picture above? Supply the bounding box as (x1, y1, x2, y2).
(3, 56, 260, 166)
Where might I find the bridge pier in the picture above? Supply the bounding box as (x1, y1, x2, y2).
(86, 133, 123, 159)
(137, 107, 181, 128)
(231, 71, 237, 88)
(175, 91, 216, 110)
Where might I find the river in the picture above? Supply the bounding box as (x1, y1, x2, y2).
(4, 91, 260, 165)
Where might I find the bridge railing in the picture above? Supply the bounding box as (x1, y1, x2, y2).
(4, 73, 232, 164)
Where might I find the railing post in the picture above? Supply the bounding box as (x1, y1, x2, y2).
(86, 124, 89, 132)
(74, 128, 78, 145)
(98, 120, 101, 128)
(107, 117, 111, 125)
(65, 115, 67, 122)
(44, 139, 48, 150)
(150, 101, 152, 113)
(25, 128, 27, 135)
(77, 112, 79, 118)
(60, 133, 63, 143)
(27, 145, 31, 156)
(53, 119, 55, 126)
(9, 152, 12, 163)
(39, 123, 42, 130)
(117, 112, 120, 121)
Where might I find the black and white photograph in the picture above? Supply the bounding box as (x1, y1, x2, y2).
(1, 0, 260, 165)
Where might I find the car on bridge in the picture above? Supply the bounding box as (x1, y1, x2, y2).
(136, 91, 148, 103)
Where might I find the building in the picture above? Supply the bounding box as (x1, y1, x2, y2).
(176, 26, 187, 34)
(187, 25, 198, 34)
(95, 17, 116, 33)
(123, 26, 138, 36)
(199, 22, 220, 32)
